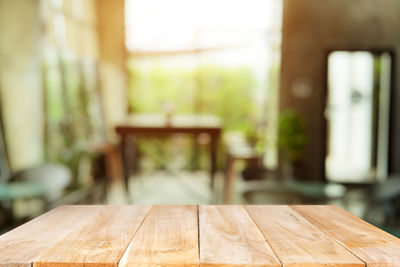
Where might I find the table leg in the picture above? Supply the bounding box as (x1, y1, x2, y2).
(120, 135, 130, 196)
(224, 156, 236, 204)
(209, 134, 219, 190)
(190, 134, 200, 171)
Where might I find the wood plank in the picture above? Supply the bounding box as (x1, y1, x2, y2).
(119, 205, 198, 267)
(292, 205, 400, 267)
(0, 205, 102, 267)
(34, 205, 150, 267)
(246, 205, 364, 267)
(199, 205, 281, 267)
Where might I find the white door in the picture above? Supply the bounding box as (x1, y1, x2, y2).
(325, 51, 391, 183)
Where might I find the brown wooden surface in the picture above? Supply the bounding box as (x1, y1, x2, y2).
(119, 205, 199, 267)
(293, 205, 400, 267)
(246, 205, 364, 267)
(35, 205, 150, 267)
(223, 133, 260, 204)
(1, 205, 400, 267)
(0, 205, 101, 267)
(199, 205, 280, 267)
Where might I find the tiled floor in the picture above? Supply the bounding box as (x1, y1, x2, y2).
(106, 170, 344, 206)
(106, 169, 367, 219)
(107, 170, 241, 205)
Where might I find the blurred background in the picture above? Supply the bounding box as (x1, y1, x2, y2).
(1, 0, 400, 237)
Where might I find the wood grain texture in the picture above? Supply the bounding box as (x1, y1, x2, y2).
(199, 205, 281, 267)
(0, 205, 102, 267)
(246, 205, 364, 267)
(119, 205, 199, 267)
(2, 205, 400, 267)
(34, 205, 150, 267)
(292, 205, 400, 267)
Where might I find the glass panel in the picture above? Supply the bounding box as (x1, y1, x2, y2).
(326, 51, 375, 182)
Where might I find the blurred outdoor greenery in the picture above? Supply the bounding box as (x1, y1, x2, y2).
(127, 64, 259, 134)
(126, 63, 263, 170)
(278, 110, 307, 163)
(43, 53, 105, 188)
(43, 58, 273, 174)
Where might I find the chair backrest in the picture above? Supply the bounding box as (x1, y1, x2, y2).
(0, 118, 10, 182)
(10, 163, 72, 201)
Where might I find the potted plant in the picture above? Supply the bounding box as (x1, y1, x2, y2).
(277, 110, 307, 179)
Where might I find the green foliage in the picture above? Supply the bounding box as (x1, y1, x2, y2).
(127, 64, 258, 133)
(278, 110, 307, 162)
(43, 54, 104, 188)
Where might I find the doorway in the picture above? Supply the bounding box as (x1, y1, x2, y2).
(325, 50, 392, 183)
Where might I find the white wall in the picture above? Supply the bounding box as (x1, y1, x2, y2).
(0, 0, 44, 171)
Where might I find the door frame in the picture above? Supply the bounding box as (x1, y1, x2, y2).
(321, 48, 396, 183)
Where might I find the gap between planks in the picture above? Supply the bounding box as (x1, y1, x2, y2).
(242, 206, 284, 267)
(116, 205, 153, 267)
(5, 205, 394, 267)
(197, 205, 201, 267)
(116, 205, 356, 267)
(119, 205, 199, 267)
(292, 205, 400, 267)
(288, 205, 367, 266)
(199, 205, 281, 267)
(121, 205, 380, 267)
(34, 205, 151, 267)
(0, 205, 104, 267)
(245, 205, 364, 267)
(120, 205, 281, 267)
(124, 205, 281, 267)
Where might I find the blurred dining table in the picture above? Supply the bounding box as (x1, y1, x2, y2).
(115, 114, 222, 196)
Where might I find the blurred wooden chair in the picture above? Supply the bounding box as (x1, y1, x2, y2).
(223, 133, 261, 204)
(10, 163, 72, 203)
(0, 163, 71, 231)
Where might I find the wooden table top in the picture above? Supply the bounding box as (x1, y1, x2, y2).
(115, 114, 222, 134)
(1, 205, 400, 267)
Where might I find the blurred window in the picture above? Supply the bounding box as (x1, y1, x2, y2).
(125, 0, 282, 167)
(326, 51, 392, 183)
(41, 0, 105, 164)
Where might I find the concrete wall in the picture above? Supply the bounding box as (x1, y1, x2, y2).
(0, 0, 43, 171)
(280, 0, 400, 180)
